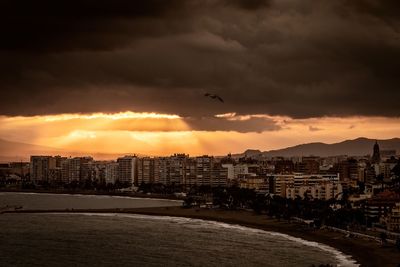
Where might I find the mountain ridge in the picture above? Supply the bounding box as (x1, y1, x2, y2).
(0, 138, 146, 162)
(235, 137, 400, 158)
(1, 137, 399, 162)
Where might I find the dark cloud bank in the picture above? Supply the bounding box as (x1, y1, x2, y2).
(1, 0, 399, 120)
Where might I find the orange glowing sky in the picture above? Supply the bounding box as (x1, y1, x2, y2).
(0, 111, 399, 157)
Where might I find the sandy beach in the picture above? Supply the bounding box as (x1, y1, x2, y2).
(6, 206, 400, 267)
(125, 207, 400, 267)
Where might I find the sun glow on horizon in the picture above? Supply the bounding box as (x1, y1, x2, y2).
(0, 111, 399, 157)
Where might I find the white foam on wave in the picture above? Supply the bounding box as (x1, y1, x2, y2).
(64, 212, 359, 267)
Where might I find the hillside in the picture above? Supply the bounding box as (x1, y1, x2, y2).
(0, 139, 144, 162)
(237, 138, 400, 158)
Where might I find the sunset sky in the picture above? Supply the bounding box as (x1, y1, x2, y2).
(1, 0, 399, 156)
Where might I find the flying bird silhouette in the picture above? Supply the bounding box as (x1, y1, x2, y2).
(204, 93, 224, 103)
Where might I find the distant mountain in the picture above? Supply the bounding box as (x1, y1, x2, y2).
(0, 139, 145, 162)
(236, 138, 400, 158)
(0, 139, 64, 162)
(243, 149, 262, 158)
(2, 137, 400, 163)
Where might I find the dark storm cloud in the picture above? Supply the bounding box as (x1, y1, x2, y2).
(341, 0, 400, 19)
(0, 0, 189, 51)
(227, 0, 271, 10)
(1, 0, 400, 122)
(185, 116, 280, 133)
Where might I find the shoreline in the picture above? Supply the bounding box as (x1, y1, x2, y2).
(0, 188, 183, 201)
(5, 206, 400, 267)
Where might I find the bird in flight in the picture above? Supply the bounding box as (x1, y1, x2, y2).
(204, 93, 224, 103)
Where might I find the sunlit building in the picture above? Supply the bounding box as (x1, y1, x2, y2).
(221, 163, 234, 180)
(239, 176, 268, 193)
(270, 173, 340, 199)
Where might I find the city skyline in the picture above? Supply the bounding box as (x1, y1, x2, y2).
(2, 1, 400, 266)
(19, 139, 397, 198)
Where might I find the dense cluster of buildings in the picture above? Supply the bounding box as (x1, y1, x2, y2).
(26, 153, 346, 200)
(2, 141, 400, 233)
(27, 154, 229, 188)
(1, 141, 397, 200)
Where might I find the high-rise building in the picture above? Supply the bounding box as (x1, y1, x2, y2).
(30, 156, 56, 184)
(157, 157, 169, 185)
(210, 162, 228, 187)
(156, 154, 188, 186)
(105, 162, 119, 184)
(169, 154, 187, 185)
(136, 155, 229, 188)
(137, 157, 157, 184)
(196, 156, 212, 186)
(117, 156, 137, 185)
(61, 157, 93, 184)
(184, 158, 197, 187)
(88, 161, 107, 183)
(49, 156, 67, 183)
(195, 156, 228, 187)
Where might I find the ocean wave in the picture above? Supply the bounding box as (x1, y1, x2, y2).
(65, 212, 359, 267)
